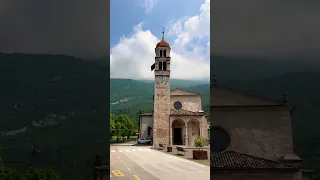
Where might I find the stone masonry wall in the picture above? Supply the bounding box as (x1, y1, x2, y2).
(153, 75, 170, 148)
(170, 95, 202, 112)
(211, 107, 294, 161)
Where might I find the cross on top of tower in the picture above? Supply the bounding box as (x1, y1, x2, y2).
(156, 27, 170, 48)
(162, 27, 165, 40)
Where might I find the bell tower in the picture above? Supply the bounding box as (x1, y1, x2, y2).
(151, 28, 171, 148)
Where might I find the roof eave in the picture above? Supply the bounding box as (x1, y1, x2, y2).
(211, 168, 300, 172)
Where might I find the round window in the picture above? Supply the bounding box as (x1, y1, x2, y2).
(173, 102, 182, 110)
(211, 126, 230, 153)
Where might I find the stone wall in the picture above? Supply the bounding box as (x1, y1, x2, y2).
(153, 75, 171, 147)
(211, 106, 294, 161)
(170, 95, 202, 112)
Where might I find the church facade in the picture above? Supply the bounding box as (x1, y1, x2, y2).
(210, 80, 313, 180)
(139, 32, 209, 148)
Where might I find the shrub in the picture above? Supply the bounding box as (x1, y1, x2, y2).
(194, 136, 208, 151)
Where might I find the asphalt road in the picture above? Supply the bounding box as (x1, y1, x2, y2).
(110, 145, 210, 180)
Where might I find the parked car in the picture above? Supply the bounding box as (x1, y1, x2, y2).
(137, 138, 151, 144)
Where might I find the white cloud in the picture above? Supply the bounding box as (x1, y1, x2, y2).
(111, 0, 210, 81)
(141, 0, 158, 13)
(168, 0, 210, 55)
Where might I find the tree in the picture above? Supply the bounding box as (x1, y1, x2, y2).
(110, 113, 133, 142)
(110, 112, 116, 139)
(0, 146, 25, 180)
(25, 167, 60, 180)
(0, 167, 26, 180)
(0, 146, 61, 180)
(0, 146, 3, 165)
(117, 114, 132, 139)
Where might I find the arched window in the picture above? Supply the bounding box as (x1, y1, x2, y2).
(164, 50, 166, 57)
(160, 50, 162, 57)
(163, 62, 167, 70)
(158, 62, 162, 70)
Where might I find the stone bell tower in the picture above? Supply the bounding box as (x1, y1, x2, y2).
(151, 28, 171, 148)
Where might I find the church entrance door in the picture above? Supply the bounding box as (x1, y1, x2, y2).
(173, 128, 182, 145)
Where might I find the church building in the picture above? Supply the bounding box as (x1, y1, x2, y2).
(210, 78, 313, 180)
(139, 31, 209, 148)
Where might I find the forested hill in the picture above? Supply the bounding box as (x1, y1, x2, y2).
(211, 55, 320, 81)
(110, 78, 210, 118)
(0, 52, 110, 179)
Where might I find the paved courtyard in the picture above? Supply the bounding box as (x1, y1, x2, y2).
(110, 145, 210, 180)
(154, 146, 210, 166)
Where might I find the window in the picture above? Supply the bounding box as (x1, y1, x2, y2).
(211, 126, 230, 153)
(160, 50, 162, 57)
(173, 102, 182, 110)
(158, 62, 162, 70)
(163, 62, 167, 70)
(164, 50, 166, 57)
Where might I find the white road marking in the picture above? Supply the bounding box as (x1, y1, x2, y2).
(110, 148, 152, 153)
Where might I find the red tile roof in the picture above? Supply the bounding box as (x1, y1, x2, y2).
(211, 151, 298, 170)
(170, 109, 204, 116)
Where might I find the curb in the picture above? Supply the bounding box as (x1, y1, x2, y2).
(110, 144, 135, 146)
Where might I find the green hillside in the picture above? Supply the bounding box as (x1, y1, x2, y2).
(0, 53, 110, 179)
(211, 55, 320, 81)
(110, 78, 210, 119)
(140, 79, 209, 89)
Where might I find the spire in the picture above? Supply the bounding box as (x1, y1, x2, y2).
(162, 27, 165, 41)
(156, 27, 170, 48)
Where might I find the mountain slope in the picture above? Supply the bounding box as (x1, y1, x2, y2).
(0, 53, 110, 179)
(211, 55, 320, 81)
(110, 78, 210, 118)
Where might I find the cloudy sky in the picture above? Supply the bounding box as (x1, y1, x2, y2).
(212, 0, 320, 58)
(110, 0, 210, 80)
(1, 0, 318, 80)
(0, 0, 109, 58)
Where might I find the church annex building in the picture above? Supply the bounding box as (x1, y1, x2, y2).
(138, 31, 209, 148)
